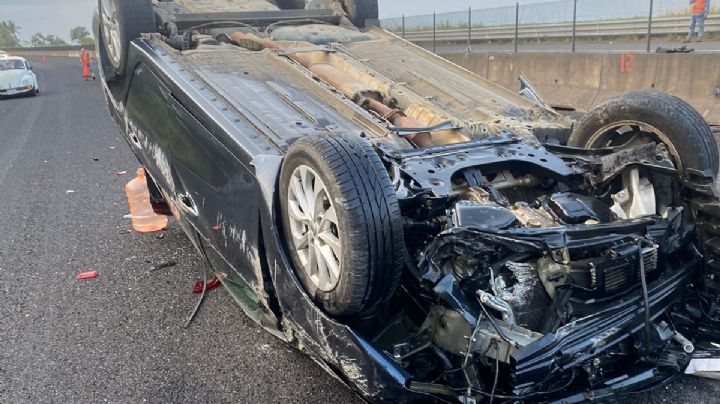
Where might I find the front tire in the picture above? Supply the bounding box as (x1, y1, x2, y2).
(569, 90, 718, 178)
(98, 0, 156, 77)
(279, 133, 404, 317)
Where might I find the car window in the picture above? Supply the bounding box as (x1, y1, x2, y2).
(0, 60, 26, 70)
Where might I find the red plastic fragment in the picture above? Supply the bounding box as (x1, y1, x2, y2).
(192, 277, 221, 294)
(211, 224, 221, 231)
(76, 271, 98, 280)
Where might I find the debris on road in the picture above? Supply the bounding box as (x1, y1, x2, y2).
(65, 190, 75, 194)
(76, 271, 97, 280)
(686, 358, 720, 380)
(116, 170, 128, 176)
(193, 277, 220, 294)
(123, 214, 132, 219)
(150, 260, 177, 272)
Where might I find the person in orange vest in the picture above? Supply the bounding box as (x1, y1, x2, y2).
(80, 47, 95, 81)
(686, 0, 711, 42)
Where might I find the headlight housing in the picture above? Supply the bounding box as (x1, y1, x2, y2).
(21, 77, 33, 89)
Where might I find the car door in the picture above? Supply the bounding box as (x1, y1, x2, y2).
(25, 60, 36, 87)
(124, 62, 263, 287)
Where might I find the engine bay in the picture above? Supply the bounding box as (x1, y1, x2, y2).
(370, 134, 719, 400)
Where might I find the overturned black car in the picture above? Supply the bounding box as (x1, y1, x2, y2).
(95, 0, 720, 401)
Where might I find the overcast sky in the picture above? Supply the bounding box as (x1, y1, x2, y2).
(3, 0, 552, 42)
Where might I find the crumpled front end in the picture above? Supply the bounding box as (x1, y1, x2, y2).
(366, 136, 720, 402)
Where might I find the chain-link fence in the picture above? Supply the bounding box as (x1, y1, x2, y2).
(381, 0, 718, 53)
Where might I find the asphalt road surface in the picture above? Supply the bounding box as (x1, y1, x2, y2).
(1, 57, 719, 403)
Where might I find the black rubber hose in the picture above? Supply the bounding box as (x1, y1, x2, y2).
(638, 238, 652, 357)
(430, 345, 454, 371)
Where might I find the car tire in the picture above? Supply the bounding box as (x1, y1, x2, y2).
(98, 0, 156, 77)
(568, 90, 718, 177)
(274, 0, 306, 9)
(279, 133, 404, 317)
(341, 0, 378, 28)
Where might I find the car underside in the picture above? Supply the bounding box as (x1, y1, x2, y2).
(95, 0, 720, 402)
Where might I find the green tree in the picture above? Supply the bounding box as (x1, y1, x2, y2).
(70, 26, 93, 45)
(30, 33, 68, 47)
(0, 20, 22, 48)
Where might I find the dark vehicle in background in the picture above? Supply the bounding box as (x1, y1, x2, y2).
(95, 0, 720, 401)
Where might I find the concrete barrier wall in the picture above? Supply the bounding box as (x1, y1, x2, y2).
(443, 52, 720, 124)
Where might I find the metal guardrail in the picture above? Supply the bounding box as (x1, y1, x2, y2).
(393, 15, 718, 43)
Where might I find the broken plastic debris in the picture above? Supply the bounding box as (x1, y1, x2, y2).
(76, 271, 97, 280)
(150, 260, 177, 271)
(116, 170, 128, 176)
(123, 214, 132, 219)
(66, 190, 75, 194)
(193, 277, 221, 294)
(685, 358, 720, 380)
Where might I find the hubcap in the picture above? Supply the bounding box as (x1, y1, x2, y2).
(100, 0, 122, 67)
(287, 165, 342, 292)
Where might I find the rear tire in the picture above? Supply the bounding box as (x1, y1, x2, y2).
(274, 0, 306, 8)
(341, 0, 378, 28)
(569, 90, 718, 178)
(279, 133, 404, 317)
(98, 0, 156, 77)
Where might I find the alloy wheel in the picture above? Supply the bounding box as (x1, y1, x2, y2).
(287, 165, 343, 292)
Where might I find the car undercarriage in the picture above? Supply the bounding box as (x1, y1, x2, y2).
(95, 0, 720, 401)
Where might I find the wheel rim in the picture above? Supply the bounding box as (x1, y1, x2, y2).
(585, 120, 682, 171)
(287, 165, 342, 292)
(100, 0, 122, 68)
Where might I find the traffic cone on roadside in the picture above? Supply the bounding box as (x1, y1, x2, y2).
(125, 168, 168, 233)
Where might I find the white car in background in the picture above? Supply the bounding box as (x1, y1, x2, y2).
(0, 56, 39, 98)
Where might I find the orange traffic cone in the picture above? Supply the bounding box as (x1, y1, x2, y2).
(125, 168, 168, 233)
